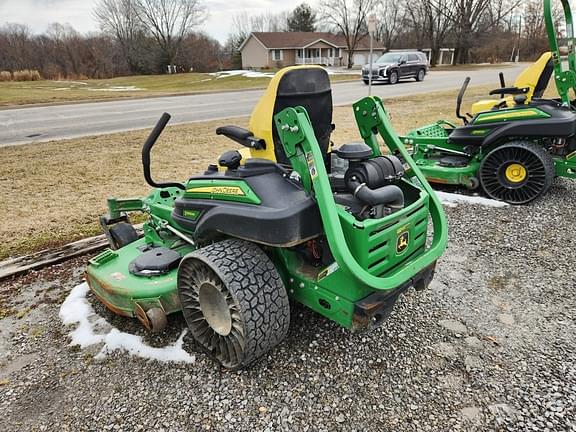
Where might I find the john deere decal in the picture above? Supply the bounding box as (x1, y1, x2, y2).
(396, 231, 410, 254)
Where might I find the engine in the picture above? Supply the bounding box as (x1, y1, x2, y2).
(330, 143, 405, 220)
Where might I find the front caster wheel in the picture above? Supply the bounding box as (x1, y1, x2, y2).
(479, 141, 554, 204)
(108, 222, 138, 250)
(178, 239, 290, 370)
(146, 307, 167, 333)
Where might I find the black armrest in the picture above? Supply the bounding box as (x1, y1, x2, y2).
(489, 87, 529, 96)
(216, 126, 265, 150)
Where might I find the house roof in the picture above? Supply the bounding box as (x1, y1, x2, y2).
(240, 32, 384, 51)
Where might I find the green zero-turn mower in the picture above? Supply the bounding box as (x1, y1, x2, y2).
(403, 0, 576, 204)
(85, 66, 447, 369)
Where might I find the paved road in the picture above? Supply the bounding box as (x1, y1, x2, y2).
(0, 65, 525, 147)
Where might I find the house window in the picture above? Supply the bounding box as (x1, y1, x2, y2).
(328, 48, 333, 57)
(297, 49, 303, 57)
(335, 48, 341, 58)
(272, 49, 283, 61)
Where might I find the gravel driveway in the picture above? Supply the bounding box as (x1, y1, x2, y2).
(1, 180, 575, 432)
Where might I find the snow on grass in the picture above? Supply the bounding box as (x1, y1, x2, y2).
(436, 191, 509, 208)
(59, 283, 195, 364)
(210, 68, 360, 78)
(55, 81, 88, 85)
(210, 70, 275, 79)
(86, 85, 145, 92)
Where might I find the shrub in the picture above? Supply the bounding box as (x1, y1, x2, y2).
(0, 71, 12, 81)
(13, 70, 42, 81)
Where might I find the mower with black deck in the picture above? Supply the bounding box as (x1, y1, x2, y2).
(85, 66, 447, 369)
(403, 0, 576, 204)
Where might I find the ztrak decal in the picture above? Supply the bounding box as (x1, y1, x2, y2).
(474, 108, 550, 124)
(186, 186, 246, 196)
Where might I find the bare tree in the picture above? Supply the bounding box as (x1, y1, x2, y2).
(134, 0, 207, 67)
(318, 0, 376, 69)
(94, 0, 146, 73)
(374, 0, 407, 51)
(447, 0, 520, 64)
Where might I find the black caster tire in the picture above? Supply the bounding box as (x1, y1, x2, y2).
(109, 222, 138, 250)
(146, 307, 167, 333)
(479, 141, 555, 204)
(178, 239, 290, 370)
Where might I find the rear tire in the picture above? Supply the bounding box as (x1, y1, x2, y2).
(363, 79, 369, 85)
(388, 70, 399, 85)
(479, 141, 555, 204)
(416, 69, 426, 82)
(178, 239, 290, 370)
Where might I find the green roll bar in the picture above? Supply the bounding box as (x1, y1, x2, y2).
(545, 0, 576, 105)
(274, 98, 447, 291)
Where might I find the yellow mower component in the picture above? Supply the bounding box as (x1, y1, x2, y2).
(471, 52, 554, 115)
(217, 65, 331, 166)
(505, 163, 527, 183)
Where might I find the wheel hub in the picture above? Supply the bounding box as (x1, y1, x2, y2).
(505, 163, 527, 183)
(198, 282, 232, 336)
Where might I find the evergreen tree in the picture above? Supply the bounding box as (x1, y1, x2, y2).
(287, 3, 316, 32)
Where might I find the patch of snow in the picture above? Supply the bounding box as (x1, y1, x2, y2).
(59, 283, 195, 364)
(210, 70, 275, 79)
(54, 88, 71, 91)
(86, 85, 144, 92)
(55, 80, 88, 85)
(436, 191, 509, 208)
(324, 67, 362, 75)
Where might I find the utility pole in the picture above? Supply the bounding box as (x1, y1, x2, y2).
(368, 15, 377, 96)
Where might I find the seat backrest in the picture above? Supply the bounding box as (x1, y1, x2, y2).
(471, 52, 554, 115)
(513, 52, 553, 100)
(248, 66, 333, 165)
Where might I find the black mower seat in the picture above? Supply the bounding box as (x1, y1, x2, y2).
(173, 160, 323, 247)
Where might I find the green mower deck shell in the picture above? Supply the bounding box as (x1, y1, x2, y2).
(86, 236, 194, 317)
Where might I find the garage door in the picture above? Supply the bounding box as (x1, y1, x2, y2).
(353, 53, 366, 65)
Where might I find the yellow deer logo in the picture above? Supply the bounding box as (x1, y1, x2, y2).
(396, 231, 410, 254)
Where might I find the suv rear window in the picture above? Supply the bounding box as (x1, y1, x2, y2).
(408, 54, 419, 62)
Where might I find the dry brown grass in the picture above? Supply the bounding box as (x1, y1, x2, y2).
(12, 70, 42, 82)
(0, 71, 12, 82)
(0, 82, 558, 259)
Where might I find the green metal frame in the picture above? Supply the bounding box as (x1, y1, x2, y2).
(545, 0, 576, 105)
(274, 97, 447, 292)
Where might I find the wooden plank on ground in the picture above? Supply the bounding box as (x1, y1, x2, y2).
(0, 235, 108, 280)
(0, 225, 144, 280)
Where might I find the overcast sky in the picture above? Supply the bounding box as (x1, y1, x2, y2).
(0, 0, 318, 43)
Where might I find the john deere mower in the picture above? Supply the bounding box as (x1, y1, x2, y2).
(403, 0, 576, 204)
(85, 66, 447, 369)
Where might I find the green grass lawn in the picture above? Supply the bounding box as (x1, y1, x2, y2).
(0, 71, 359, 107)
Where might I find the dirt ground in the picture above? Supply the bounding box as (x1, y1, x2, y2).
(0, 178, 575, 431)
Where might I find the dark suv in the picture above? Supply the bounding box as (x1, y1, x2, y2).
(362, 51, 429, 85)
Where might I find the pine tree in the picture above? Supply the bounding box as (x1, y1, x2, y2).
(287, 3, 316, 32)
